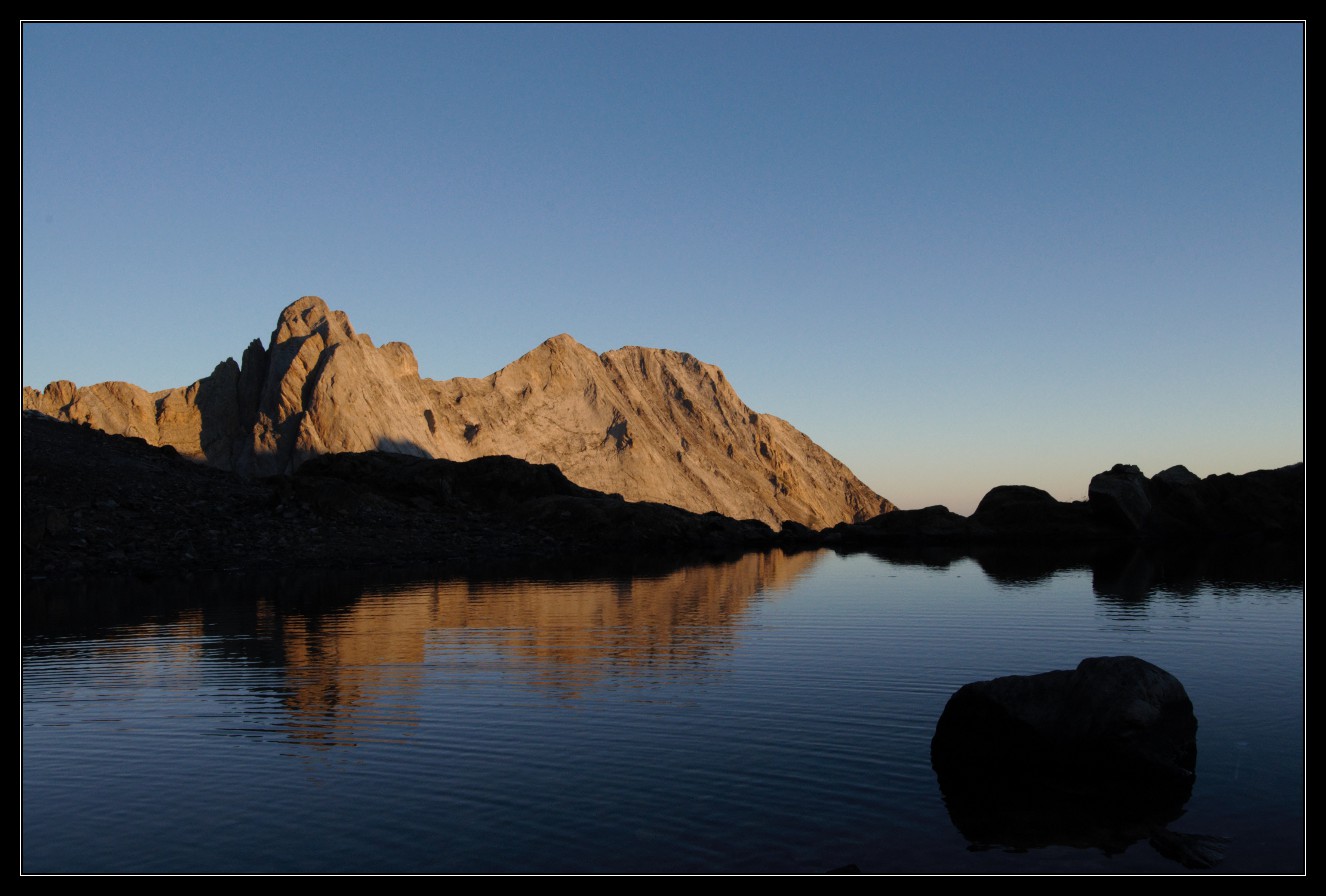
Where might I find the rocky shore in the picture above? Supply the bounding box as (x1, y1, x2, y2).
(22, 412, 1302, 589)
(21, 411, 776, 585)
(822, 461, 1303, 549)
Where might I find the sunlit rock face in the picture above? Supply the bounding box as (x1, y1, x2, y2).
(23, 296, 892, 528)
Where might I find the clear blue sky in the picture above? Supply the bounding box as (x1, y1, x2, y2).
(22, 23, 1303, 515)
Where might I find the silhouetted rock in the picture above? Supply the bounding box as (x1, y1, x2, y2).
(857, 504, 976, 541)
(778, 519, 820, 543)
(1152, 464, 1201, 491)
(1088, 464, 1153, 532)
(969, 485, 1107, 541)
(815, 457, 1299, 553)
(931, 656, 1207, 866)
(1086, 461, 1305, 541)
(974, 484, 1058, 516)
(21, 411, 781, 586)
(1160, 463, 1303, 540)
(933, 655, 1197, 790)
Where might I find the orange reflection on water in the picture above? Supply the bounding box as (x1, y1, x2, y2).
(271, 550, 822, 740)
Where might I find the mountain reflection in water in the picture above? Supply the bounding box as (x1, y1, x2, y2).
(267, 550, 818, 737)
(22, 548, 1302, 874)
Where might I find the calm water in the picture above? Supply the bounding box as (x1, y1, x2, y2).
(22, 548, 1304, 874)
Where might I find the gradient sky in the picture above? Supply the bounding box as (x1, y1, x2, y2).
(22, 23, 1303, 515)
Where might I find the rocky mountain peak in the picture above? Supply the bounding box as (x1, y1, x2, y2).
(23, 297, 893, 527)
(540, 333, 581, 351)
(273, 295, 329, 339)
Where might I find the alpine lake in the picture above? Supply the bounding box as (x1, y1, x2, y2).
(22, 543, 1304, 874)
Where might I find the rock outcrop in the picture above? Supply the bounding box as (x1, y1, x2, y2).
(1088, 464, 1154, 531)
(21, 410, 781, 585)
(930, 657, 1219, 867)
(1087, 462, 1303, 540)
(823, 461, 1302, 548)
(932, 656, 1198, 793)
(23, 296, 892, 528)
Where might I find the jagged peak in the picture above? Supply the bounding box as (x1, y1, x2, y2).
(272, 296, 356, 345)
(508, 333, 599, 365)
(606, 344, 700, 365)
(603, 345, 726, 387)
(482, 333, 608, 392)
(380, 341, 420, 379)
(280, 295, 329, 325)
(540, 333, 586, 351)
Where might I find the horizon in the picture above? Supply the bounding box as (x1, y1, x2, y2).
(21, 23, 1304, 515)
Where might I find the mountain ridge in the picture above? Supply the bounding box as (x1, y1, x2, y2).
(24, 296, 894, 527)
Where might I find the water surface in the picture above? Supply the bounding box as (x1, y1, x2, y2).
(22, 549, 1304, 873)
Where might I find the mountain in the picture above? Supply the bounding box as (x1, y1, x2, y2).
(23, 296, 893, 527)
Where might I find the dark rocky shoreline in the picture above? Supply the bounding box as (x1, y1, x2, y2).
(21, 412, 775, 586)
(22, 411, 1302, 590)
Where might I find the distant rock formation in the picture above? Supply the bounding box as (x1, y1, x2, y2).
(23, 296, 892, 528)
(1086, 462, 1303, 540)
(824, 460, 1302, 547)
